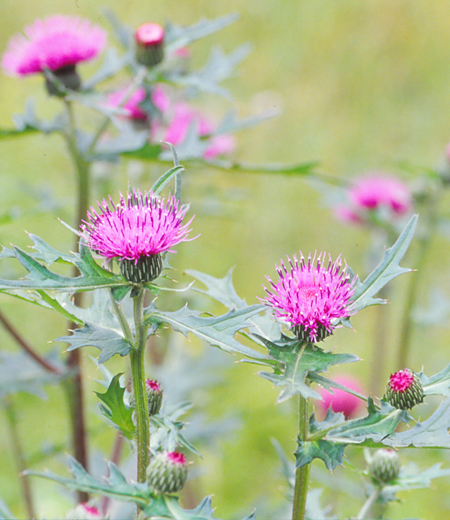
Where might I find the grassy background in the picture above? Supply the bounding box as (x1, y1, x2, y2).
(2, 0, 450, 518)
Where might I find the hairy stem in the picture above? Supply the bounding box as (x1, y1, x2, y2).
(292, 393, 310, 520)
(356, 487, 382, 519)
(4, 397, 36, 519)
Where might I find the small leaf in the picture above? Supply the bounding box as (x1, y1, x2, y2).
(151, 165, 186, 196)
(56, 323, 131, 363)
(349, 214, 418, 313)
(145, 304, 266, 360)
(295, 439, 346, 471)
(95, 374, 135, 439)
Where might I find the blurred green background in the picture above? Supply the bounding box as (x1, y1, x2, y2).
(2, 0, 450, 518)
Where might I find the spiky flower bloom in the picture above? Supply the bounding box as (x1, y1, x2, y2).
(316, 375, 365, 419)
(147, 451, 188, 494)
(369, 449, 401, 484)
(135, 22, 165, 67)
(384, 369, 424, 410)
(65, 503, 103, 520)
(81, 189, 195, 284)
(261, 252, 356, 343)
(2, 15, 106, 93)
(335, 173, 412, 225)
(131, 379, 163, 418)
(105, 85, 169, 121)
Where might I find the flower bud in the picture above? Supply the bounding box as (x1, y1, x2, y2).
(384, 369, 424, 410)
(120, 254, 163, 284)
(65, 503, 103, 519)
(369, 449, 401, 484)
(135, 23, 164, 68)
(130, 379, 163, 419)
(147, 451, 188, 494)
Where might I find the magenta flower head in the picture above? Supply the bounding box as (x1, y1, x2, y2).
(65, 503, 102, 520)
(384, 369, 424, 410)
(2, 15, 106, 94)
(261, 252, 356, 343)
(135, 22, 165, 68)
(81, 189, 196, 284)
(335, 173, 412, 225)
(316, 375, 365, 419)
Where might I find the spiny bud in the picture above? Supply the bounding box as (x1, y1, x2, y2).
(65, 503, 103, 520)
(135, 23, 164, 68)
(131, 379, 163, 420)
(384, 369, 424, 410)
(369, 449, 401, 484)
(147, 451, 188, 494)
(120, 254, 163, 284)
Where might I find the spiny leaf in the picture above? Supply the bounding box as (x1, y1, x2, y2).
(95, 374, 135, 439)
(295, 439, 346, 471)
(349, 214, 418, 313)
(256, 336, 359, 403)
(145, 304, 266, 360)
(56, 323, 131, 363)
(419, 363, 450, 397)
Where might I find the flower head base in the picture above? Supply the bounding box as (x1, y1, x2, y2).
(384, 369, 424, 410)
(335, 173, 412, 225)
(2, 15, 106, 82)
(316, 375, 365, 419)
(81, 189, 195, 283)
(261, 252, 356, 343)
(147, 450, 188, 494)
(369, 449, 401, 484)
(135, 23, 165, 68)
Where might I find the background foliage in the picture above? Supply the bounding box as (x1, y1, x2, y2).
(2, 1, 450, 518)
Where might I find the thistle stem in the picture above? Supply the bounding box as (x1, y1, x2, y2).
(292, 393, 310, 520)
(4, 397, 36, 520)
(130, 287, 150, 482)
(356, 488, 381, 519)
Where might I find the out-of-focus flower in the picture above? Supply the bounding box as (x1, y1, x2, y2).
(384, 369, 424, 410)
(334, 173, 412, 224)
(316, 375, 365, 419)
(135, 22, 164, 68)
(65, 503, 103, 520)
(261, 252, 356, 343)
(369, 449, 401, 484)
(159, 102, 236, 159)
(2, 15, 106, 77)
(81, 189, 196, 283)
(105, 85, 169, 121)
(147, 451, 188, 494)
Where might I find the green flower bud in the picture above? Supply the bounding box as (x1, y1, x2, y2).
(384, 369, 424, 410)
(147, 451, 188, 494)
(369, 449, 401, 484)
(131, 379, 163, 420)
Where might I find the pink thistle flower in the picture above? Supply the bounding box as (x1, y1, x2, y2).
(350, 174, 411, 214)
(81, 189, 196, 283)
(261, 252, 356, 343)
(316, 375, 365, 419)
(2, 15, 106, 76)
(384, 369, 424, 410)
(167, 451, 187, 465)
(146, 379, 161, 392)
(65, 503, 101, 519)
(105, 85, 169, 121)
(160, 102, 236, 159)
(135, 22, 164, 68)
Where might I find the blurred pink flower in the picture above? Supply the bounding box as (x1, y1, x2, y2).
(161, 102, 235, 159)
(335, 173, 412, 224)
(106, 85, 169, 121)
(2, 15, 106, 76)
(316, 375, 365, 419)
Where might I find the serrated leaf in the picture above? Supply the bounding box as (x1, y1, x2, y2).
(0, 98, 59, 139)
(186, 268, 246, 310)
(165, 14, 239, 53)
(385, 463, 450, 496)
(0, 239, 129, 292)
(295, 439, 346, 471)
(145, 304, 266, 360)
(95, 374, 135, 439)
(56, 323, 131, 363)
(0, 352, 65, 399)
(256, 336, 359, 403)
(349, 214, 417, 313)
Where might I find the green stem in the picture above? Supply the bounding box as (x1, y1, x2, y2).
(4, 397, 36, 519)
(63, 98, 91, 502)
(292, 393, 310, 520)
(130, 287, 150, 483)
(356, 487, 382, 519)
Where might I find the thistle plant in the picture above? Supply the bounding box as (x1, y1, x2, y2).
(2, 8, 450, 520)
